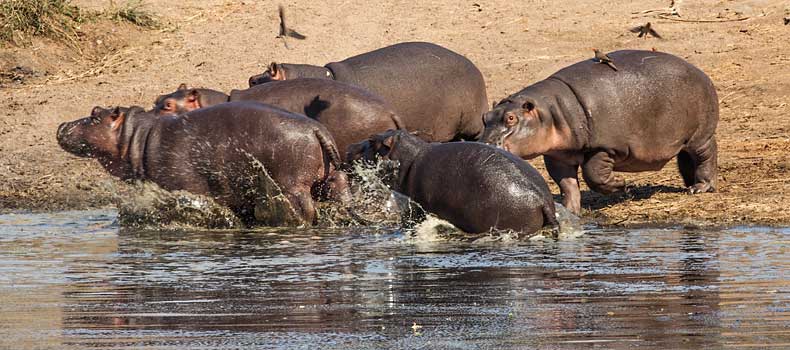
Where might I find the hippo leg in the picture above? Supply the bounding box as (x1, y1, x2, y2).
(685, 135, 718, 194)
(677, 151, 696, 187)
(545, 156, 582, 215)
(286, 192, 317, 225)
(581, 151, 626, 194)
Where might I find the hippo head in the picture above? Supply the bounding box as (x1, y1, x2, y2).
(248, 62, 286, 87)
(57, 106, 136, 159)
(346, 130, 425, 190)
(346, 129, 408, 164)
(480, 98, 560, 159)
(153, 84, 229, 116)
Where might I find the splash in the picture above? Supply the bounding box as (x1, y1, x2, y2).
(114, 182, 241, 230)
(405, 203, 585, 244)
(325, 160, 425, 228)
(248, 155, 305, 227)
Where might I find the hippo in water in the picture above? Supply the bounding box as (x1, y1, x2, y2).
(56, 102, 352, 225)
(247, 42, 488, 142)
(153, 79, 404, 161)
(480, 50, 719, 214)
(346, 130, 558, 234)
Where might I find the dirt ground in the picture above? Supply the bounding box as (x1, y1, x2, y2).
(0, 0, 788, 227)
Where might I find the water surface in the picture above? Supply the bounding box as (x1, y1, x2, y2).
(0, 210, 788, 349)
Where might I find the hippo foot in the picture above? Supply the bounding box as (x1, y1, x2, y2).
(688, 183, 714, 194)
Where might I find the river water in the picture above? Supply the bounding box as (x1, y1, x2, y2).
(0, 210, 788, 349)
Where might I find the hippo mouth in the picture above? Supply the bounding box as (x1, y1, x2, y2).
(57, 124, 94, 157)
(58, 140, 95, 158)
(490, 129, 514, 153)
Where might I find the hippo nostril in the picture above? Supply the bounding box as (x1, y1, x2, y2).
(56, 123, 67, 139)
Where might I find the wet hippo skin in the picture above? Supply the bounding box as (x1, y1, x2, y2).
(153, 79, 405, 161)
(247, 42, 488, 142)
(480, 50, 719, 214)
(346, 130, 558, 234)
(57, 102, 352, 225)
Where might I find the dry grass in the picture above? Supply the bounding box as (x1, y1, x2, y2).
(0, 0, 86, 44)
(0, 0, 159, 45)
(105, 0, 159, 29)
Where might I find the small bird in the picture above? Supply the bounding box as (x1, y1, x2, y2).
(278, 5, 306, 40)
(630, 22, 662, 39)
(593, 49, 618, 71)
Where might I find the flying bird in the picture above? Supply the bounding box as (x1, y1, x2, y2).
(592, 49, 618, 71)
(630, 22, 662, 39)
(278, 5, 306, 40)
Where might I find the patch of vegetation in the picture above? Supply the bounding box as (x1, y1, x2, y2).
(106, 0, 160, 29)
(0, 0, 160, 45)
(0, 0, 87, 43)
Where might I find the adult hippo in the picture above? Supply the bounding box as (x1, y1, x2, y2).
(153, 79, 404, 160)
(247, 42, 488, 142)
(56, 102, 352, 225)
(480, 50, 719, 214)
(346, 130, 558, 234)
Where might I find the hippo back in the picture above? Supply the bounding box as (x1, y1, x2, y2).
(406, 142, 554, 233)
(326, 42, 488, 141)
(229, 79, 400, 160)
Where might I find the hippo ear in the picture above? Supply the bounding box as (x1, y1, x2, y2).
(177, 83, 188, 90)
(381, 133, 397, 149)
(91, 106, 103, 116)
(522, 101, 535, 111)
(269, 62, 278, 74)
(110, 107, 126, 131)
(186, 89, 199, 102)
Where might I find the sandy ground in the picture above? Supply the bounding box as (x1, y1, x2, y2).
(0, 0, 788, 227)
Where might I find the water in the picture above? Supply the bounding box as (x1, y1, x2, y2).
(0, 210, 788, 349)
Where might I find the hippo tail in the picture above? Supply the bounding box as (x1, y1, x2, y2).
(314, 128, 343, 170)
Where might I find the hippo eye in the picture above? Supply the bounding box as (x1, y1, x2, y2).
(504, 114, 518, 127)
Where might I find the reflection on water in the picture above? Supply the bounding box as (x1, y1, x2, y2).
(0, 210, 788, 349)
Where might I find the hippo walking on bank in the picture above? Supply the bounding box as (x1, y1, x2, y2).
(481, 50, 719, 214)
(247, 42, 488, 141)
(153, 79, 404, 160)
(347, 130, 558, 234)
(57, 102, 352, 225)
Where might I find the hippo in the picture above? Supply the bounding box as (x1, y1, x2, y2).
(346, 130, 558, 234)
(56, 101, 352, 225)
(153, 79, 404, 160)
(247, 41, 488, 142)
(480, 50, 719, 214)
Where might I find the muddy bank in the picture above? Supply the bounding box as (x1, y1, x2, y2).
(1, 0, 788, 227)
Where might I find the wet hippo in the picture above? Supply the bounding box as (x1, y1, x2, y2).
(56, 101, 352, 225)
(247, 42, 488, 141)
(346, 130, 558, 234)
(480, 50, 719, 214)
(153, 79, 404, 161)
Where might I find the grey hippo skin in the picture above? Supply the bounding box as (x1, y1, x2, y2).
(153, 79, 404, 161)
(480, 50, 719, 214)
(247, 42, 488, 142)
(56, 102, 352, 225)
(346, 130, 558, 234)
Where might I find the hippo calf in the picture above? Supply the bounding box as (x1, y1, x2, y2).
(247, 42, 488, 142)
(481, 50, 719, 214)
(57, 101, 352, 225)
(346, 130, 558, 234)
(153, 79, 404, 161)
